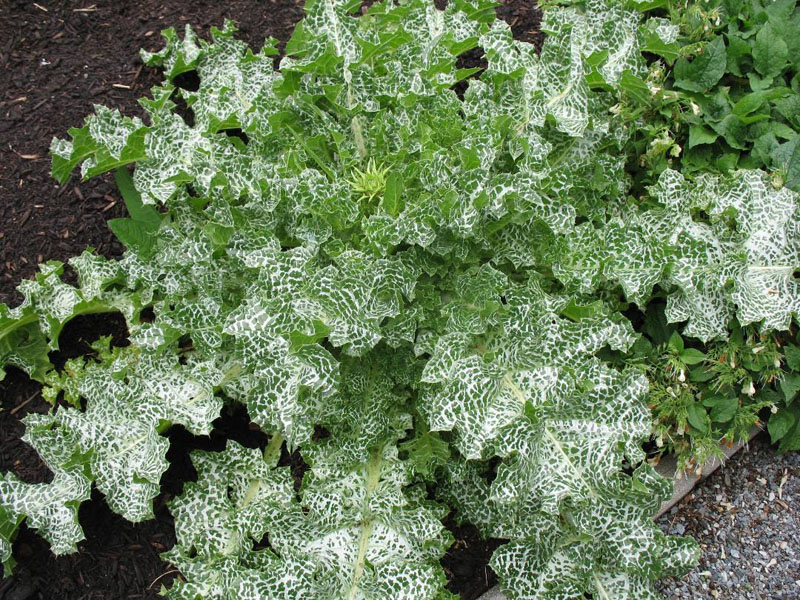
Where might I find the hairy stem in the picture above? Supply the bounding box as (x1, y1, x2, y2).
(347, 447, 383, 600)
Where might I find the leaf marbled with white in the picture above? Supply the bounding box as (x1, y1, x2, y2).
(3, 0, 706, 595)
(490, 465, 699, 600)
(490, 364, 650, 514)
(552, 169, 800, 341)
(274, 443, 451, 600)
(421, 278, 638, 460)
(164, 439, 319, 599)
(698, 170, 800, 331)
(445, 459, 698, 600)
(165, 433, 451, 599)
(297, 252, 417, 355)
(0, 470, 91, 573)
(22, 347, 224, 522)
(657, 170, 800, 339)
(225, 332, 339, 445)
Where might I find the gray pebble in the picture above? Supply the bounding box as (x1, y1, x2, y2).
(656, 435, 799, 599)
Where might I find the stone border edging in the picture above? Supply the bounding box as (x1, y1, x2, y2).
(476, 427, 763, 600)
(653, 426, 761, 518)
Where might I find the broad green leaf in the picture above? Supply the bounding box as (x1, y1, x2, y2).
(726, 33, 751, 77)
(753, 24, 788, 78)
(777, 405, 800, 451)
(673, 37, 727, 92)
(620, 70, 652, 105)
(771, 134, 800, 191)
(687, 124, 718, 149)
(108, 218, 158, 257)
(679, 348, 707, 365)
(686, 403, 710, 433)
(710, 114, 748, 151)
(773, 94, 800, 129)
(732, 89, 790, 118)
(703, 396, 739, 423)
(779, 372, 800, 405)
(668, 331, 684, 353)
(768, 408, 796, 442)
(784, 343, 800, 371)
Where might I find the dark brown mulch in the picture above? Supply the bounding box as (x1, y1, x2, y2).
(0, 0, 307, 309)
(0, 1, 542, 599)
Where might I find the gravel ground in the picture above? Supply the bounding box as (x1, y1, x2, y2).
(657, 434, 800, 599)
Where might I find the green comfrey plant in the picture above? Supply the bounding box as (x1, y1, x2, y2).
(635, 321, 794, 472)
(1, 0, 799, 597)
(772, 333, 800, 449)
(624, 0, 800, 191)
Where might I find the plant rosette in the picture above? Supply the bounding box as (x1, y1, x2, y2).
(2, 0, 800, 598)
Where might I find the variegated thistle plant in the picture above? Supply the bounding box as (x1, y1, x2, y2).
(2, 0, 800, 598)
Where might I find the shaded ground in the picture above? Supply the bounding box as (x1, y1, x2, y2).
(0, 1, 542, 599)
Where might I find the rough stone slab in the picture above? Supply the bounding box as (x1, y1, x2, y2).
(477, 427, 762, 600)
(653, 426, 761, 518)
(478, 588, 508, 600)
